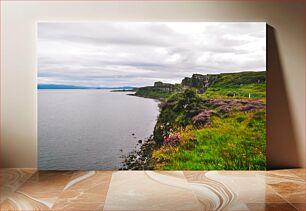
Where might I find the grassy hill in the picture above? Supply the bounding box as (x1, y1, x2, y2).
(124, 71, 266, 170)
(201, 71, 266, 99)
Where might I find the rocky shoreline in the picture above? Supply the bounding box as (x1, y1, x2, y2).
(120, 135, 157, 170)
(120, 93, 162, 170)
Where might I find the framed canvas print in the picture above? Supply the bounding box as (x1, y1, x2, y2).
(38, 22, 266, 170)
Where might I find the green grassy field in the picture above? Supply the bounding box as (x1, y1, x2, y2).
(153, 110, 266, 170)
(202, 83, 266, 99)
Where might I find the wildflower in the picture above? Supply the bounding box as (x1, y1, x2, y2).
(163, 132, 181, 145)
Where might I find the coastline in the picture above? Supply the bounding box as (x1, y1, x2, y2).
(120, 94, 162, 170)
(39, 89, 159, 170)
(122, 71, 266, 170)
(120, 135, 157, 170)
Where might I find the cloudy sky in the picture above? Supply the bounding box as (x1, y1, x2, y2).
(38, 22, 266, 87)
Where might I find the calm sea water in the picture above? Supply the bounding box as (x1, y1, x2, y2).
(38, 89, 159, 170)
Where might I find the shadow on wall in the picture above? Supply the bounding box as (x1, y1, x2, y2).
(266, 25, 300, 169)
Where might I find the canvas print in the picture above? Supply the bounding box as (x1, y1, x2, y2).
(38, 22, 266, 170)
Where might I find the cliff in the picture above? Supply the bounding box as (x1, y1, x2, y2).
(181, 74, 219, 93)
(123, 71, 266, 170)
(134, 81, 182, 99)
(135, 71, 266, 99)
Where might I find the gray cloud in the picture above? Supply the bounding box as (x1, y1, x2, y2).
(38, 22, 266, 87)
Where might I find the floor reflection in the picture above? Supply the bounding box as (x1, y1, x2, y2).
(0, 169, 304, 210)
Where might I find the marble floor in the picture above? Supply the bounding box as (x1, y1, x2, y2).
(0, 169, 304, 211)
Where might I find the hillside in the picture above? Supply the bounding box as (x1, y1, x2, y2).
(135, 71, 266, 100)
(134, 81, 182, 100)
(123, 71, 266, 170)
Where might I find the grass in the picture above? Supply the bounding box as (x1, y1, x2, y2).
(152, 110, 266, 170)
(211, 71, 266, 87)
(202, 83, 266, 99)
(134, 71, 266, 170)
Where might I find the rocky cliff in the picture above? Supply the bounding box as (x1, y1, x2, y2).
(181, 74, 220, 93)
(134, 81, 182, 99)
(135, 71, 266, 99)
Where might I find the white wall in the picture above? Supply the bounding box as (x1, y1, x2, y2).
(1, 1, 304, 168)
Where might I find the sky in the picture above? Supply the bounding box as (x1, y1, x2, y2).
(38, 22, 266, 87)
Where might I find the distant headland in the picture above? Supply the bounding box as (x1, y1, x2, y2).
(37, 84, 137, 90)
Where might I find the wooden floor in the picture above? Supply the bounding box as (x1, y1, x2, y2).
(0, 169, 305, 210)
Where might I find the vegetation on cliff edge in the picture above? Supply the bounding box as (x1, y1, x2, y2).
(124, 71, 266, 170)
